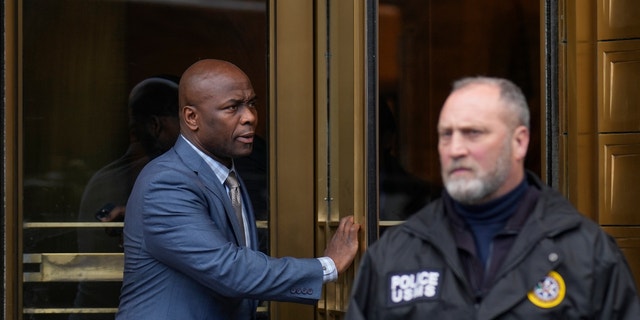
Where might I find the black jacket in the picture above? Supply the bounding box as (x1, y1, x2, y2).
(346, 172, 640, 319)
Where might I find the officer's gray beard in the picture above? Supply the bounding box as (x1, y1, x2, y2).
(443, 142, 511, 205)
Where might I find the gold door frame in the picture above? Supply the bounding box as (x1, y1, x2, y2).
(5, 0, 21, 318)
(267, 0, 317, 318)
(268, 0, 368, 318)
(4, 0, 545, 319)
(12, 1, 640, 319)
(561, 0, 640, 290)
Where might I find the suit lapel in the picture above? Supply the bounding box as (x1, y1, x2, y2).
(173, 138, 248, 247)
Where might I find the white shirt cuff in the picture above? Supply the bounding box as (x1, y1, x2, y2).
(317, 256, 338, 283)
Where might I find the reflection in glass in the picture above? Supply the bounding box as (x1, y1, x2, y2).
(377, 1, 540, 232)
(378, 94, 441, 221)
(70, 76, 180, 318)
(22, 1, 268, 318)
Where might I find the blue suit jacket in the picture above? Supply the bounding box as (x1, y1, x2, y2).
(116, 137, 323, 319)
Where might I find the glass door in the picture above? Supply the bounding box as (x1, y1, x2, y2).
(312, 2, 542, 318)
(373, 0, 542, 240)
(17, 1, 269, 318)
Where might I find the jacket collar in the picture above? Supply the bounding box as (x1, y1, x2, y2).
(405, 171, 581, 242)
(402, 171, 583, 286)
(173, 136, 219, 181)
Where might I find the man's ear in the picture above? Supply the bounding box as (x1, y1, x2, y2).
(148, 115, 162, 138)
(182, 106, 198, 131)
(512, 125, 530, 161)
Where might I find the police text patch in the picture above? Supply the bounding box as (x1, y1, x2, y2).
(387, 269, 442, 306)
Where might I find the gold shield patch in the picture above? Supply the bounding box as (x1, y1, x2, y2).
(527, 271, 566, 308)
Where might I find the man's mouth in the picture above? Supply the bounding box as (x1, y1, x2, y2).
(237, 133, 254, 144)
(448, 167, 472, 177)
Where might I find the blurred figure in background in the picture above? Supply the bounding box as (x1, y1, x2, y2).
(379, 94, 440, 221)
(72, 76, 180, 317)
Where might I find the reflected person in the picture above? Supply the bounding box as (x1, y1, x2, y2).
(73, 76, 180, 316)
(116, 59, 360, 319)
(347, 77, 640, 319)
(379, 95, 440, 221)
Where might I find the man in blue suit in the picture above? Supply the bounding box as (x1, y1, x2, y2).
(116, 59, 360, 319)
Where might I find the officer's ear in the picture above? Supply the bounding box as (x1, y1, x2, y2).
(512, 125, 529, 162)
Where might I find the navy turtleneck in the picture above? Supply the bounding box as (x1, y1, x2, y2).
(453, 178, 529, 266)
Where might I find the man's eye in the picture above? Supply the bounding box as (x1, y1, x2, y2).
(464, 129, 482, 137)
(438, 131, 452, 138)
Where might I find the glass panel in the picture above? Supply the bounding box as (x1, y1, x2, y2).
(376, 1, 541, 237)
(21, 0, 268, 318)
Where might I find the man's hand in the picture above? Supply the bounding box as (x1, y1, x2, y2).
(324, 215, 360, 274)
(97, 205, 126, 238)
(96, 205, 126, 222)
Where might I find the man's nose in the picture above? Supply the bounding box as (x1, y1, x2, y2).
(240, 106, 257, 125)
(448, 133, 468, 158)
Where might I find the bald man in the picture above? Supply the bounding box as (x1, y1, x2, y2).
(117, 59, 359, 320)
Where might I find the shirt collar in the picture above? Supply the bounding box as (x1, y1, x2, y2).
(180, 135, 235, 186)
